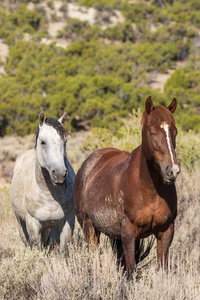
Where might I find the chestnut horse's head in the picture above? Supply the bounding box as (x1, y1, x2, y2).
(142, 96, 180, 184)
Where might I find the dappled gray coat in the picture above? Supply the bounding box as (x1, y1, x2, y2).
(10, 111, 75, 252)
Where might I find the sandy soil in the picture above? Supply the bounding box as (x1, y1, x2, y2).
(0, 39, 9, 75)
(149, 69, 175, 92)
(0, 40, 9, 63)
(29, 1, 124, 42)
(67, 3, 97, 25)
(149, 61, 186, 92)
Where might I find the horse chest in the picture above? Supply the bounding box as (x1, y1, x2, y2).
(133, 198, 175, 237)
(26, 189, 66, 222)
(36, 201, 65, 222)
(152, 203, 173, 228)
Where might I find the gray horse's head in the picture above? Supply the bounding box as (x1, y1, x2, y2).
(35, 111, 68, 185)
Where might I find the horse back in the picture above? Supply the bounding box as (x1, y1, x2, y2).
(74, 147, 129, 192)
(74, 148, 130, 236)
(12, 149, 35, 178)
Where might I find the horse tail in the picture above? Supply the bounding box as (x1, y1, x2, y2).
(135, 236, 155, 264)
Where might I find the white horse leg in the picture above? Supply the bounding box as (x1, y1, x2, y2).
(18, 218, 29, 247)
(14, 214, 29, 246)
(59, 216, 74, 253)
(25, 213, 42, 249)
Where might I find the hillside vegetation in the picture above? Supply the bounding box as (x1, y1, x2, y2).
(0, 0, 200, 135)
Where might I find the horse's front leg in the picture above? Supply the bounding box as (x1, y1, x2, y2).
(25, 213, 42, 249)
(59, 214, 75, 254)
(121, 221, 137, 276)
(156, 222, 174, 270)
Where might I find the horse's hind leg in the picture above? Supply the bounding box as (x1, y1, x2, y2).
(83, 218, 100, 249)
(135, 239, 140, 264)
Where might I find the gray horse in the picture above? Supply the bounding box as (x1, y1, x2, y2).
(10, 111, 75, 252)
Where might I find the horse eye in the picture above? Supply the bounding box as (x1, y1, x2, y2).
(41, 141, 46, 145)
(150, 132, 156, 136)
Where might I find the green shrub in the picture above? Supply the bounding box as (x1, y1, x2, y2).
(83, 108, 142, 152)
(104, 22, 136, 42)
(77, 0, 121, 9)
(177, 129, 200, 171)
(165, 68, 190, 90)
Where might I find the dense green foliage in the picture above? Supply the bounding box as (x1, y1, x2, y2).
(0, 0, 200, 135)
(0, 4, 45, 46)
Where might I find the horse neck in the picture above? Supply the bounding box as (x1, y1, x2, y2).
(34, 157, 48, 187)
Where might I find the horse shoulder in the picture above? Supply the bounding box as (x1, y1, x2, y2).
(24, 159, 74, 222)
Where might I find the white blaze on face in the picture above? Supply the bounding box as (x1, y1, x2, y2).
(160, 121, 174, 165)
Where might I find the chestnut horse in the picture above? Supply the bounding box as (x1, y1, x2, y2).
(74, 96, 180, 274)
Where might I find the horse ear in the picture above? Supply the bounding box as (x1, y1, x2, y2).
(168, 98, 177, 114)
(58, 111, 68, 125)
(39, 111, 45, 126)
(145, 96, 154, 115)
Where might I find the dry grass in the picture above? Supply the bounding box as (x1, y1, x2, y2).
(0, 164, 199, 300)
(0, 127, 199, 299)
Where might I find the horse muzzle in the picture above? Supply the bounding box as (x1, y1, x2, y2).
(162, 163, 180, 184)
(51, 168, 68, 185)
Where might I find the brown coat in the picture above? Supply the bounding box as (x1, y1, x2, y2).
(74, 96, 180, 274)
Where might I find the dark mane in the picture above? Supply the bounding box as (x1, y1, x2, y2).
(35, 117, 67, 146)
(141, 105, 176, 128)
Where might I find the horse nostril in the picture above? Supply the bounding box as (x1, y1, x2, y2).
(166, 164, 180, 179)
(52, 170, 55, 173)
(63, 169, 68, 178)
(166, 165, 173, 177)
(172, 164, 180, 177)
